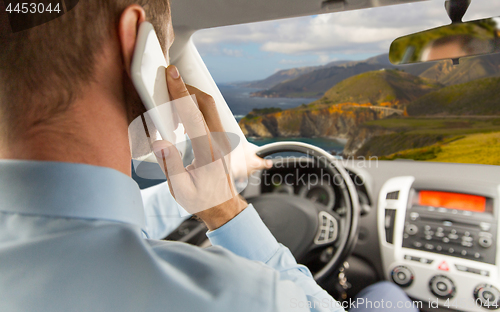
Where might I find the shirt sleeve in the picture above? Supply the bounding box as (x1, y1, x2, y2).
(207, 204, 345, 312)
(140, 182, 191, 239)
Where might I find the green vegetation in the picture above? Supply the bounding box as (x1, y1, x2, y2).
(357, 133, 451, 157)
(380, 132, 500, 165)
(407, 77, 500, 116)
(357, 117, 500, 160)
(243, 107, 282, 120)
(432, 132, 500, 165)
(312, 69, 442, 107)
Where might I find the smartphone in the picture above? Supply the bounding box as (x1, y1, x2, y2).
(130, 22, 184, 146)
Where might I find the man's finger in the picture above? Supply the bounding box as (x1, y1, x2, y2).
(186, 85, 224, 133)
(165, 65, 207, 140)
(186, 85, 232, 156)
(165, 66, 212, 160)
(152, 140, 188, 179)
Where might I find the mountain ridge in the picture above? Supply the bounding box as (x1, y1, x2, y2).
(243, 53, 500, 98)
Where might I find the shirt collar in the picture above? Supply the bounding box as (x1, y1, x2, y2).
(0, 160, 146, 231)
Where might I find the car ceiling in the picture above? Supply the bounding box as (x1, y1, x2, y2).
(171, 0, 427, 31)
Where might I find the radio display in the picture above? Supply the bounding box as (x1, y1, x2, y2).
(418, 190, 486, 213)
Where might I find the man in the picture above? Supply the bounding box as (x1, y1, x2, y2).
(0, 1, 416, 311)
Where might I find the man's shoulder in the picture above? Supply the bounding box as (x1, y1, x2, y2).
(0, 221, 279, 312)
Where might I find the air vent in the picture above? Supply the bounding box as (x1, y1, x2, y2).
(384, 209, 397, 244)
(386, 191, 400, 200)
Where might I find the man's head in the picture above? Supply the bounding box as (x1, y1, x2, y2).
(0, 0, 172, 147)
(422, 34, 492, 62)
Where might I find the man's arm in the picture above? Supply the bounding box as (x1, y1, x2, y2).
(207, 204, 345, 312)
(151, 65, 344, 311)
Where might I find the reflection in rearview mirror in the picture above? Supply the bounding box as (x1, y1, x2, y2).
(389, 17, 500, 65)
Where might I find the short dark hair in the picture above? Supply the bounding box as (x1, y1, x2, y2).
(0, 0, 170, 141)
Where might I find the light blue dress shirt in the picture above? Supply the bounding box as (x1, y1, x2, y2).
(0, 160, 344, 312)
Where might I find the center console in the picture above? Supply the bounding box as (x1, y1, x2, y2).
(378, 177, 500, 311)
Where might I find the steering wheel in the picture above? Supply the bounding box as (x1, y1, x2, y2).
(248, 142, 360, 283)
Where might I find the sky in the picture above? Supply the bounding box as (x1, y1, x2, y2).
(191, 0, 500, 84)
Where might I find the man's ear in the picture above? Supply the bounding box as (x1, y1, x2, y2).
(118, 5, 146, 76)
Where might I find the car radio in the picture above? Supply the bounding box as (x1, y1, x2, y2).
(378, 176, 500, 312)
(402, 189, 497, 265)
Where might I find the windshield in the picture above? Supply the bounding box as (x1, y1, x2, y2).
(193, 0, 500, 166)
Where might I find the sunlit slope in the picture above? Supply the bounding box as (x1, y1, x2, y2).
(408, 77, 500, 116)
(352, 117, 500, 158)
(380, 132, 500, 166)
(314, 69, 442, 107)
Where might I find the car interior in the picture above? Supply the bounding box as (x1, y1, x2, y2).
(131, 0, 500, 311)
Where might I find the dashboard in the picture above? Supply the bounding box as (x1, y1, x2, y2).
(243, 159, 500, 312)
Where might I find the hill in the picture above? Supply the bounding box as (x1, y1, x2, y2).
(311, 69, 442, 107)
(240, 60, 351, 89)
(251, 62, 389, 98)
(407, 77, 500, 116)
(240, 66, 320, 89)
(419, 54, 500, 86)
(244, 53, 500, 98)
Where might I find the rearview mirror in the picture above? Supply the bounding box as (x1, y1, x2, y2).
(389, 16, 500, 65)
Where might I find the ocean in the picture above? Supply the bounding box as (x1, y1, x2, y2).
(219, 85, 316, 119)
(219, 84, 346, 154)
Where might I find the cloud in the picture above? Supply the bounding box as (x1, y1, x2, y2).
(192, 0, 500, 57)
(278, 59, 309, 65)
(222, 48, 244, 57)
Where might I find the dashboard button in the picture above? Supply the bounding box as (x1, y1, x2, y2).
(430, 275, 455, 299)
(413, 241, 423, 248)
(474, 284, 500, 310)
(455, 265, 467, 272)
(425, 244, 434, 250)
(438, 261, 449, 271)
(479, 222, 491, 231)
(391, 266, 414, 287)
(479, 236, 493, 248)
(406, 224, 418, 235)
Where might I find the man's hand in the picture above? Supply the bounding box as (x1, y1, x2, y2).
(152, 65, 249, 231)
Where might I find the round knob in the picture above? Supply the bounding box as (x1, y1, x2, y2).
(479, 236, 493, 248)
(430, 275, 455, 299)
(474, 284, 500, 310)
(405, 224, 419, 236)
(391, 266, 414, 287)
